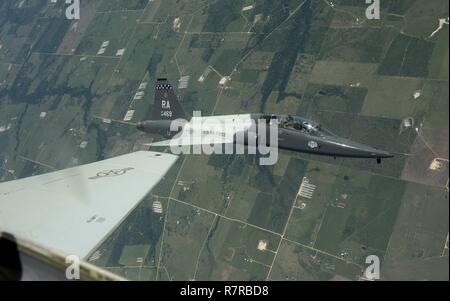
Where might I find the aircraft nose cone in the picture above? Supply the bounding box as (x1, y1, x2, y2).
(327, 137, 393, 158)
(346, 141, 394, 158)
(365, 148, 394, 158)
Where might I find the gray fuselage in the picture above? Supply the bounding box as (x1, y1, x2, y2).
(137, 113, 393, 161)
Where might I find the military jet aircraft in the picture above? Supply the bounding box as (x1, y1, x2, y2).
(136, 79, 393, 164)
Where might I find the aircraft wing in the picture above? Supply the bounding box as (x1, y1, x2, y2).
(0, 151, 178, 260)
(147, 132, 235, 147)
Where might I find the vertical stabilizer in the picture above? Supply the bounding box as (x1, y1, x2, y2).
(153, 78, 189, 120)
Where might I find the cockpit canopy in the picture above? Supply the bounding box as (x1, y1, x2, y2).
(260, 114, 333, 137)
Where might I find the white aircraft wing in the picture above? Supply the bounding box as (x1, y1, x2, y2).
(147, 132, 235, 147)
(0, 151, 178, 260)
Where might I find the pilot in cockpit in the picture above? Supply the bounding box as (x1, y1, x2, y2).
(280, 115, 294, 127)
(280, 115, 322, 135)
(302, 121, 320, 133)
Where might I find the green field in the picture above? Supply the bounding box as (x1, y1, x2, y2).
(0, 0, 448, 281)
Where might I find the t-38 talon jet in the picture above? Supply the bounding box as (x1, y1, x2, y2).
(135, 79, 393, 164)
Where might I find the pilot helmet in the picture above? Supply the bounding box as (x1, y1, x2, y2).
(303, 122, 319, 131)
